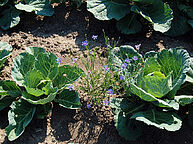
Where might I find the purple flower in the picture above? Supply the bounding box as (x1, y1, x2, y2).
(68, 85, 73, 91)
(132, 56, 138, 61)
(82, 41, 88, 46)
(56, 58, 62, 64)
(135, 44, 141, 51)
(104, 65, 110, 72)
(125, 58, 130, 63)
(87, 103, 91, 108)
(90, 51, 94, 55)
(107, 89, 113, 95)
(89, 83, 92, 88)
(88, 70, 92, 74)
(72, 58, 78, 64)
(103, 99, 109, 106)
(92, 35, 98, 40)
(119, 75, 124, 80)
(121, 63, 127, 70)
(107, 44, 112, 48)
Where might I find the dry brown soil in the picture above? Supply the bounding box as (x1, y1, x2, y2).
(0, 3, 193, 144)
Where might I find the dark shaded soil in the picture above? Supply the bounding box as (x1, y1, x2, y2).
(0, 3, 193, 144)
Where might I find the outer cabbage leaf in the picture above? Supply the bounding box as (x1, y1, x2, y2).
(53, 65, 84, 90)
(0, 80, 21, 111)
(11, 52, 35, 86)
(0, 0, 8, 6)
(188, 104, 193, 129)
(131, 1, 173, 33)
(0, 42, 12, 69)
(5, 99, 36, 141)
(130, 110, 182, 131)
(87, 0, 131, 21)
(15, 0, 54, 16)
(22, 87, 58, 105)
(110, 98, 143, 140)
(116, 14, 142, 34)
(0, 96, 15, 111)
(129, 83, 179, 110)
(54, 89, 81, 109)
(109, 45, 143, 76)
(0, 5, 21, 30)
(26, 47, 45, 58)
(35, 103, 52, 119)
(178, 4, 193, 19)
(166, 4, 191, 37)
(35, 52, 58, 80)
(114, 111, 142, 141)
(0, 80, 21, 97)
(188, 20, 193, 28)
(186, 58, 193, 83)
(174, 81, 193, 106)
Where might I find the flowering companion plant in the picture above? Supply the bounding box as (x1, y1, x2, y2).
(0, 47, 84, 141)
(109, 45, 193, 140)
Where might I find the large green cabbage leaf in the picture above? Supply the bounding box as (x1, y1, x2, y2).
(15, 0, 54, 16)
(5, 99, 36, 141)
(0, 5, 21, 30)
(87, 0, 131, 21)
(54, 89, 81, 109)
(53, 65, 84, 90)
(116, 14, 142, 35)
(110, 98, 143, 140)
(0, 80, 21, 111)
(130, 110, 182, 131)
(0, 42, 12, 69)
(0, 0, 8, 6)
(11, 52, 35, 86)
(131, 1, 173, 33)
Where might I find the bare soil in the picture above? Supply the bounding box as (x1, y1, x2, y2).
(0, 3, 193, 144)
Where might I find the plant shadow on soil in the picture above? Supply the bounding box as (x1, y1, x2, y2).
(0, 2, 193, 144)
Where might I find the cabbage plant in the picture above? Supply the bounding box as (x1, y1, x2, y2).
(0, 47, 83, 141)
(109, 45, 192, 140)
(0, 0, 54, 30)
(87, 0, 193, 36)
(0, 42, 12, 70)
(0, 0, 82, 30)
